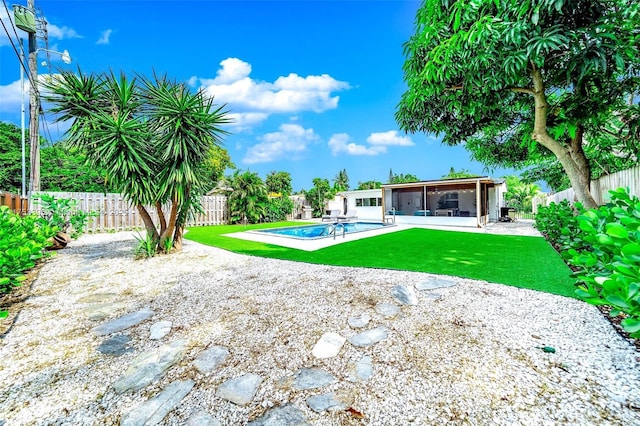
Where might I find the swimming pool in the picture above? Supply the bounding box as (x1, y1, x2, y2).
(255, 221, 390, 240)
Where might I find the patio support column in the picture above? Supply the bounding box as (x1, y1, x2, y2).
(476, 180, 481, 227)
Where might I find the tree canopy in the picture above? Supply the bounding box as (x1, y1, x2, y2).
(397, 0, 640, 208)
(43, 69, 230, 252)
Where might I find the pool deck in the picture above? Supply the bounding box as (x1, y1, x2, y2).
(224, 220, 541, 252)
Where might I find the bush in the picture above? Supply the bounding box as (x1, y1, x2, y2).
(567, 188, 640, 338)
(0, 207, 56, 316)
(33, 194, 98, 238)
(534, 200, 584, 252)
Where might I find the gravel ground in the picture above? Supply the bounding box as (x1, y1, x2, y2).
(1, 223, 639, 425)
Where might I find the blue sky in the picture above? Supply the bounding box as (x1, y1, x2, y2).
(1, 0, 516, 192)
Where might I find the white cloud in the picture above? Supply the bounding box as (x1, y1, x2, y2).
(367, 130, 415, 147)
(194, 58, 350, 129)
(243, 123, 320, 164)
(0, 79, 23, 112)
(225, 112, 268, 131)
(328, 133, 386, 156)
(47, 23, 82, 39)
(96, 29, 112, 45)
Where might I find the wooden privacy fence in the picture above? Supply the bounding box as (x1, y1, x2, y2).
(32, 192, 228, 233)
(0, 191, 29, 215)
(533, 165, 640, 210)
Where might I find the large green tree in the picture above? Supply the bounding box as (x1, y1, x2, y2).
(226, 170, 268, 224)
(265, 170, 294, 222)
(44, 69, 230, 252)
(441, 167, 476, 179)
(304, 178, 332, 217)
(397, 0, 639, 209)
(0, 122, 108, 194)
(333, 168, 350, 191)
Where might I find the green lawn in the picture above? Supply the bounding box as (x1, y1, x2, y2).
(184, 222, 577, 298)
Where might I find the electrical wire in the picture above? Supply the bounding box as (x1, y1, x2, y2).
(1, 0, 39, 93)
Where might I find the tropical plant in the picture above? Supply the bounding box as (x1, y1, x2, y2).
(333, 169, 350, 191)
(226, 170, 268, 224)
(304, 178, 333, 217)
(566, 188, 640, 337)
(0, 207, 55, 299)
(32, 194, 98, 238)
(388, 169, 419, 184)
(43, 69, 230, 253)
(441, 167, 475, 179)
(357, 180, 382, 190)
(504, 176, 541, 213)
(266, 171, 293, 196)
(396, 0, 640, 210)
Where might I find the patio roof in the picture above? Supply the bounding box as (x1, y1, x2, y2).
(381, 176, 503, 190)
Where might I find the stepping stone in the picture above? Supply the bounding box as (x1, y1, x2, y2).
(415, 278, 457, 290)
(391, 285, 418, 305)
(307, 392, 350, 413)
(186, 409, 221, 426)
(348, 327, 390, 347)
(91, 308, 154, 336)
(312, 332, 346, 359)
(216, 373, 262, 406)
(120, 379, 194, 426)
(375, 303, 399, 318)
(83, 302, 127, 322)
(347, 355, 373, 382)
(292, 368, 336, 390)
(347, 313, 371, 328)
(247, 404, 309, 425)
(150, 321, 172, 340)
(77, 293, 118, 303)
(97, 334, 133, 356)
(113, 339, 187, 394)
(194, 345, 230, 374)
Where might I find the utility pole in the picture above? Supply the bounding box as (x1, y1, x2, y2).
(27, 0, 39, 195)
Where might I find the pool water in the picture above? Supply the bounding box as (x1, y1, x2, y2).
(256, 221, 388, 239)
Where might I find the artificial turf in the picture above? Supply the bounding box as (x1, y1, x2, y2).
(184, 222, 577, 298)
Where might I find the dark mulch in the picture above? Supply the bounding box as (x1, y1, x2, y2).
(0, 263, 43, 338)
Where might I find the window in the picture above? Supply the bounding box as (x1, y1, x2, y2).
(355, 197, 382, 207)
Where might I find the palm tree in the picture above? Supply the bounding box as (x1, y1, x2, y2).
(333, 169, 349, 191)
(44, 69, 230, 253)
(226, 170, 268, 224)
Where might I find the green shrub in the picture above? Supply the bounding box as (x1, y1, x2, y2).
(567, 188, 640, 338)
(0, 206, 56, 312)
(534, 200, 584, 252)
(33, 194, 98, 238)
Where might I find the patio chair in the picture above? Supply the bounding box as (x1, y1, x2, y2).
(322, 209, 340, 222)
(337, 209, 358, 221)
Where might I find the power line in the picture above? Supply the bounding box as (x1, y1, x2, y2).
(0, 0, 40, 93)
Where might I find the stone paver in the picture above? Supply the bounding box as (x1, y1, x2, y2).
(216, 373, 262, 406)
(415, 278, 457, 291)
(113, 339, 187, 394)
(348, 327, 390, 347)
(194, 345, 230, 374)
(91, 308, 154, 336)
(391, 285, 418, 305)
(307, 392, 350, 413)
(292, 368, 336, 390)
(97, 335, 133, 356)
(185, 409, 221, 426)
(312, 332, 346, 359)
(120, 379, 194, 426)
(375, 303, 400, 318)
(247, 404, 309, 425)
(149, 321, 172, 340)
(347, 313, 371, 328)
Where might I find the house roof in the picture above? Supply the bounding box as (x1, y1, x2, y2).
(381, 176, 503, 190)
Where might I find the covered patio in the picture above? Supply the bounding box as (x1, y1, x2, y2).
(381, 177, 506, 227)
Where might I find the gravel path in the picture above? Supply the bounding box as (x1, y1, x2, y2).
(1, 223, 639, 425)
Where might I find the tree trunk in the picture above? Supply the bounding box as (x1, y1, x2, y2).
(529, 67, 599, 210)
(159, 196, 179, 253)
(156, 202, 167, 236)
(136, 204, 159, 242)
(173, 226, 183, 252)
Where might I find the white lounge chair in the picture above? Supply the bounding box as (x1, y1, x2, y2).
(337, 209, 357, 221)
(322, 209, 340, 221)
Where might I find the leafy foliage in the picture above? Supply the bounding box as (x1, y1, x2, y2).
(357, 180, 382, 190)
(567, 188, 640, 337)
(226, 170, 268, 224)
(304, 178, 333, 217)
(504, 175, 541, 212)
(397, 0, 640, 209)
(441, 167, 475, 179)
(536, 188, 640, 337)
(388, 169, 419, 184)
(0, 206, 55, 296)
(333, 169, 350, 191)
(43, 69, 230, 254)
(32, 193, 98, 238)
